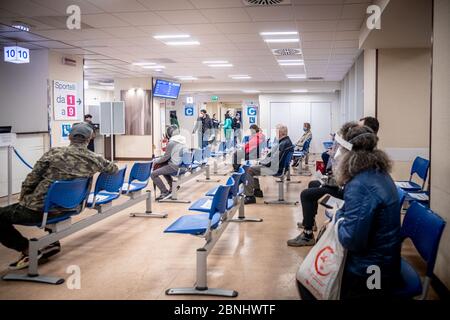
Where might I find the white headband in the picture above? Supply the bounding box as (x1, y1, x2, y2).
(335, 133, 353, 151)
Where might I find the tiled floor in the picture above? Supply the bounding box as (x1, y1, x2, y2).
(0, 160, 438, 300)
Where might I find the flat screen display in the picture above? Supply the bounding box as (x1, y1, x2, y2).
(153, 79, 181, 99)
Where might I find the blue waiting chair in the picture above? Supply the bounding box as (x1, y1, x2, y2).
(87, 167, 127, 208)
(37, 178, 92, 228)
(121, 162, 152, 194)
(264, 147, 298, 205)
(394, 202, 446, 299)
(395, 157, 430, 191)
(165, 179, 233, 236)
(323, 141, 333, 150)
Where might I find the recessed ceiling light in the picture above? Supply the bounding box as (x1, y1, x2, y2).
(132, 62, 156, 66)
(260, 31, 298, 36)
(208, 64, 233, 67)
(99, 82, 114, 86)
(153, 34, 190, 39)
(291, 89, 308, 93)
(165, 41, 200, 46)
(202, 60, 228, 64)
(142, 65, 165, 69)
(242, 89, 260, 93)
(278, 59, 304, 63)
(286, 74, 307, 79)
(264, 38, 300, 43)
(230, 75, 251, 79)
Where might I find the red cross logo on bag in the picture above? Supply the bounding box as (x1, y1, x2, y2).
(315, 246, 335, 276)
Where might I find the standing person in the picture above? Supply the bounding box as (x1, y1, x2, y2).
(0, 123, 118, 270)
(211, 113, 220, 142)
(298, 123, 401, 300)
(223, 110, 233, 149)
(192, 109, 213, 149)
(84, 114, 96, 152)
(232, 112, 242, 146)
(152, 125, 187, 200)
(292, 122, 312, 166)
(169, 111, 179, 128)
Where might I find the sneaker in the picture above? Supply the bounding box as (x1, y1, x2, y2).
(41, 241, 61, 259)
(244, 196, 256, 205)
(156, 191, 171, 201)
(9, 251, 43, 270)
(254, 189, 264, 198)
(287, 232, 315, 247)
(297, 221, 318, 232)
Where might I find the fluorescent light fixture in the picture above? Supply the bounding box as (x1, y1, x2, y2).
(291, 89, 308, 93)
(142, 65, 165, 69)
(99, 82, 114, 86)
(260, 31, 298, 36)
(278, 59, 304, 63)
(153, 34, 190, 39)
(175, 76, 198, 80)
(165, 41, 200, 46)
(286, 74, 307, 79)
(279, 62, 304, 66)
(264, 38, 299, 43)
(202, 60, 228, 64)
(12, 23, 30, 32)
(241, 89, 260, 93)
(230, 75, 251, 79)
(132, 62, 156, 66)
(208, 63, 233, 67)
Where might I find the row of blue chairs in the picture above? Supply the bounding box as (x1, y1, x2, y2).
(3, 161, 167, 285)
(164, 166, 263, 297)
(395, 156, 430, 206)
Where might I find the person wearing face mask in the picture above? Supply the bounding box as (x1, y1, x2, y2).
(298, 123, 401, 300)
(193, 109, 213, 149)
(223, 110, 233, 149)
(293, 122, 312, 167)
(287, 122, 355, 247)
(0, 123, 118, 270)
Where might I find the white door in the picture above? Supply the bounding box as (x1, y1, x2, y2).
(270, 102, 290, 140)
(310, 102, 332, 153)
(290, 102, 311, 145)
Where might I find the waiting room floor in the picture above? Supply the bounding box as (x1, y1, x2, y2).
(0, 159, 437, 300)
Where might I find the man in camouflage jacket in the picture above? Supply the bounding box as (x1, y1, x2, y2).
(0, 122, 118, 270)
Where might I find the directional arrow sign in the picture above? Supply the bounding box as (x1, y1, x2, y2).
(77, 98, 82, 105)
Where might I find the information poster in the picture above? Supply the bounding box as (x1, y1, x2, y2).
(53, 80, 82, 121)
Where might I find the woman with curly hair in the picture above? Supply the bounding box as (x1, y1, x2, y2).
(299, 122, 402, 300)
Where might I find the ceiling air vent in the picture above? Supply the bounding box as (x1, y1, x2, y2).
(272, 48, 302, 56)
(307, 77, 325, 81)
(243, 0, 290, 6)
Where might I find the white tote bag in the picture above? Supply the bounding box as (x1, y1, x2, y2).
(296, 216, 346, 300)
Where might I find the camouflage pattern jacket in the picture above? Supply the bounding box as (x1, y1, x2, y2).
(19, 143, 118, 212)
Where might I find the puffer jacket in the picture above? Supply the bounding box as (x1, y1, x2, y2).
(336, 169, 401, 279)
(154, 134, 186, 168)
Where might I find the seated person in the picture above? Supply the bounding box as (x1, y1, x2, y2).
(298, 123, 401, 300)
(0, 123, 118, 270)
(244, 124, 294, 204)
(287, 117, 381, 247)
(232, 124, 266, 171)
(151, 125, 187, 200)
(321, 133, 335, 169)
(292, 122, 312, 167)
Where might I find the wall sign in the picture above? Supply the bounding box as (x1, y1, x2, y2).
(249, 116, 256, 124)
(61, 123, 72, 140)
(247, 106, 257, 116)
(184, 104, 194, 116)
(4, 46, 30, 64)
(53, 80, 81, 121)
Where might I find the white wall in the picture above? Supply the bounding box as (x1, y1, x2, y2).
(431, 0, 450, 290)
(0, 49, 49, 133)
(259, 93, 341, 140)
(340, 52, 365, 123)
(85, 87, 114, 106)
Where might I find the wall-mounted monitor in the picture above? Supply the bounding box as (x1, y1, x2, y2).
(153, 79, 181, 99)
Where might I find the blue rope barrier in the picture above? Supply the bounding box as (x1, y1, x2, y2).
(13, 147, 33, 170)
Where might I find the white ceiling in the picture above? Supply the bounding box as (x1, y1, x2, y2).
(0, 0, 372, 85)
